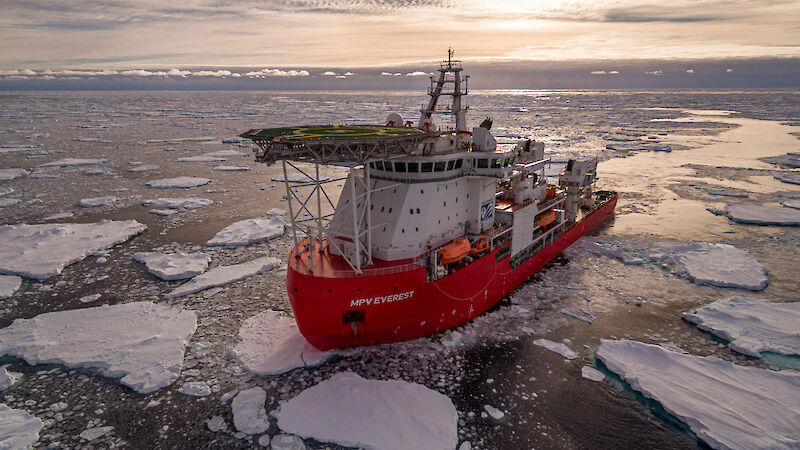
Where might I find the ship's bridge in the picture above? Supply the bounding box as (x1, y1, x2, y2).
(367, 150, 516, 184)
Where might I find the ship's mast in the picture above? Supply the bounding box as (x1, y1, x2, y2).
(418, 49, 469, 144)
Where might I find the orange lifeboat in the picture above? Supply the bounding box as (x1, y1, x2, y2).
(439, 238, 471, 265)
(539, 210, 556, 227)
(545, 185, 557, 200)
(470, 236, 489, 255)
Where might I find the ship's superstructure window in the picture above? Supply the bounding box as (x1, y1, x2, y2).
(434, 161, 446, 171)
(385, 162, 393, 172)
(477, 159, 488, 168)
(447, 160, 455, 170)
(455, 159, 463, 169)
(395, 162, 406, 172)
(375, 161, 384, 170)
(422, 162, 433, 172)
(408, 162, 419, 172)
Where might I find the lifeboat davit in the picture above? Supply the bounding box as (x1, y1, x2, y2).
(439, 237, 471, 264)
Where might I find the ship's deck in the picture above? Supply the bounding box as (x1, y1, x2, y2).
(288, 238, 423, 278)
(243, 125, 427, 141)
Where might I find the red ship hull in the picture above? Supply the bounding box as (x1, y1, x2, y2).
(287, 193, 617, 350)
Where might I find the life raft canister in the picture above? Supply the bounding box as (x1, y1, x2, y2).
(470, 236, 489, 255)
(439, 237, 471, 265)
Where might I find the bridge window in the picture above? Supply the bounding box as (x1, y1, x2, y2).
(422, 162, 433, 172)
(455, 159, 463, 169)
(446, 160, 455, 170)
(409, 209, 414, 215)
(408, 162, 419, 172)
(434, 161, 446, 172)
(416, 208, 420, 214)
(375, 161, 384, 170)
(395, 162, 406, 172)
(369, 162, 376, 169)
(384, 162, 393, 172)
(477, 159, 488, 169)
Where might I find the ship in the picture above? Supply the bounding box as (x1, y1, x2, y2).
(241, 51, 617, 350)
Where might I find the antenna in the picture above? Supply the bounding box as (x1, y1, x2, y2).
(448, 48, 453, 67)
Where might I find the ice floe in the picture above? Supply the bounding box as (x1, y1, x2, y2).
(206, 217, 285, 247)
(266, 207, 288, 216)
(581, 366, 606, 382)
(0, 168, 28, 181)
(35, 158, 107, 168)
(782, 199, 800, 209)
(775, 173, 800, 185)
(212, 165, 250, 171)
(596, 339, 800, 450)
(178, 381, 211, 397)
(176, 155, 226, 162)
(0, 404, 43, 448)
(0, 275, 21, 300)
(683, 296, 800, 357)
(0, 302, 197, 393)
(0, 366, 22, 390)
(231, 310, 333, 376)
(652, 242, 768, 290)
(84, 167, 112, 176)
(724, 204, 800, 226)
(0, 187, 13, 196)
(41, 212, 73, 221)
(77, 196, 117, 208)
(146, 177, 211, 189)
(0, 220, 147, 280)
(533, 338, 578, 359)
(149, 209, 177, 216)
(133, 252, 210, 281)
(165, 257, 280, 298)
(80, 426, 113, 441)
(141, 197, 212, 209)
(0, 198, 20, 208)
(276, 372, 458, 450)
(231, 387, 269, 434)
(483, 405, 505, 422)
(128, 164, 159, 172)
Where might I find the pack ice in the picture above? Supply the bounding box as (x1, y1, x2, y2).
(206, 217, 285, 247)
(133, 252, 210, 281)
(146, 177, 211, 189)
(596, 339, 800, 450)
(651, 242, 768, 290)
(0, 220, 147, 280)
(77, 196, 117, 208)
(231, 310, 333, 375)
(276, 372, 458, 450)
(0, 168, 28, 181)
(0, 404, 43, 449)
(166, 257, 280, 298)
(35, 158, 107, 168)
(141, 197, 212, 209)
(231, 387, 269, 434)
(533, 338, 578, 359)
(724, 204, 800, 226)
(683, 296, 800, 357)
(0, 302, 197, 393)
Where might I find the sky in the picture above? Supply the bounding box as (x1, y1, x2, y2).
(1, 0, 799, 89)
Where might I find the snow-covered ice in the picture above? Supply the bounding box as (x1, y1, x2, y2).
(683, 296, 800, 357)
(35, 158, 107, 168)
(0, 168, 28, 181)
(231, 310, 334, 376)
(178, 381, 211, 397)
(276, 372, 458, 450)
(141, 197, 212, 209)
(782, 199, 800, 209)
(166, 257, 280, 298)
(77, 196, 116, 208)
(725, 204, 800, 226)
(80, 426, 113, 441)
(266, 207, 288, 216)
(0, 404, 43, 449)
(176, 155, 226, 162)
(128, 164, 159, 172)
(581, 366, 606, 382)
(212, 165, 250, 171)
(0, 198, 20, 207)
(654, 242, 768, 290)
(206, 416, 227, 432)
(270, 434, 306, 450)
(0, 220, 147, 280)
(0, 366, 22, 390)
(231, 387, 269, 434)
(775, 173, 800, 185)
(206, 217, 285, 247)
(149, 209, 177, 216)
(533, 339, 579, 359)
(133, 252, 210, 281)
(0, 302, 197, 393)
(484, 405, 505, 422)
(146, 177, 211, 189)
(0, 275, 21, 299)
(84, 167, 112, 176)
(596, 339, 800, 450)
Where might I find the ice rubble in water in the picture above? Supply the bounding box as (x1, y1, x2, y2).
(212, 165, 250, 171)
(277, 372, 458, 450)
(533, 339, 579, 359)
(683, 296, 800, 357)
(146, 177, 211, 189)
(596, 339, 800, 450)
(651, 242, 768, 290)
(231, 310, 334, 376)
(0, 220, 147, 280)
(141, 197, 212, 209)
(133, 252, 210, 281)
(0, 168, 28, 181)
(77, 196, 117, 208)
(166, 257, 280, 298)
(206, 216, 285, 247)
(0, 302, 197, 393)
(35, 158, 107, 168)
(178, 381, 211, 397)
(231, 387, 269, 434)
(0, 404, 43, 448)
(775, 173, 800, 185)
(0, 275, 21, 299)
(724, 204, 800, 226)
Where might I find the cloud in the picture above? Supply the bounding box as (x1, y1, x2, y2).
(381, 72, 402, 76)
(406, 71, 428, 76)
(167, 68, 191, 77)
(343, 71, 354, 76)
(322, 71, 337, 76)
(590, 70, 606, 75)
(645, 70, 663, 76)
(191, 69, 232, 77)
(686, 69, 695, 73)
(726, 68, 734, 72)
(245, 68, 309, 77)
(119, 69, 166, 76)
